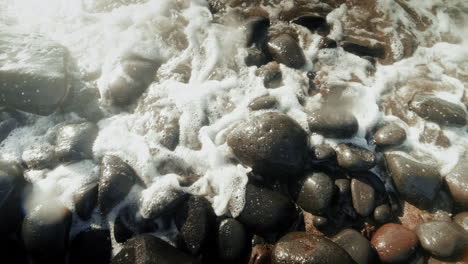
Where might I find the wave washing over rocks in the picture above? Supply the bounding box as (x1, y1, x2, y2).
(0, 0, 467, 263)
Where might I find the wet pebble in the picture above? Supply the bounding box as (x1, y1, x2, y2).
(272, 232, 355, 264)
(55, 121, 98, 161)
(318, 37, 337, 49)
(267, 34, 305, 69)
(256, 61, 282, 88)
(114, 204, 158, 244)
(351, 177, 375, 217)
(245, 46, 270, 67)
(332, 228, 375, 264)
(371, 223, 419, 263)
(416, 221, 468, 258)
(312, 216, 328, 229)
(238, 183, 298, 236)
(296, 172, 334, 215)
(342, 41, 385, 59)
(0, 161, 25, 235)
(227, 112, 307, 181)
(373, 204, 392, 224)
(22, 143, 56, 169)
(453, 212, 468, 232)
(308, 108, 358, 138)
(69, 228, 112, 264)
(384, 152, 441, 209)
(373, 122, 407, 148)
(98, 155, 137, 215)
(336, 144, 376, 171)
(217, 218, 249, 261)
(444, 156, 468, 209)
(248, 96, 278, 111)
(409, 94, 467, 127)
(73, 182, 98, 221)
(313, 144, 336, 160)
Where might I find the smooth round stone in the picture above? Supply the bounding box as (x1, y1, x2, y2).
(73, 182, 98, 221)
(373, 204, 392, 224)
(416, 221, 468, 258)
(267, 34, 306, 69)
(217, 218, 248, 261)
(226, 112, 308, 181)
(248, 96, 278, 111)
(98, 155, 137, 215)
(318, 37, 337, 49)
(335, 179, 351, 196)
(453, 212, 468, 232)
(371, 223, 419, 263)
(312, 216, 328, 229)
(296, 172, 334, 215)
(55, 121, 98, 161)
(308, 109, 358, 138)
(384, 152, 441, 209)
(332, 229, 375, 264)
(272, 232, 355, 264)
(373, 122, 407, 147)
(313, 144, 336, 160)
(336, 144, 376, 171)
(238, 183, 298, 236)
(409, 94, 466, 127)
(445, 156, 468, 209)
(69, 229, 112, 264)
(256, 62, 282, 88)
(351, 177, 375, 217)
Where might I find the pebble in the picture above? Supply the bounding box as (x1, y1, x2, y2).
(318, 37, 338, 49)
(296, 172, 334, 215)
(267, 33, 306, 69)
(453, 212, 468, 232)
(342, 41, 385, 58)
(21, 143, 56, 169)
(312, 216, 328, 229)
(373, 122, 407, 147)
(444, 156, 468, 209)
(111, 234, 198, 264)
(73, 182, 98, 221)
(409, 93, 467, 127)
(227, 112, 308, 181)
(373, 204, 392, 224)
(371, 223, 419, 263)
(55, 121, 98, 161)
(238, 183, 298, 236)
(248, 96, 278, 111)
(384, 152, 441, 209)
(272, 232, 355, 264)
(336, 144, 376, 171)
(351, 177, 375, 217)
(257, 61, 283, 88)
(313, 144, 336, 160)
(332, 228, 375, 264)
(416, 221, 468, 258)
(69, 229, 112, 264)
(98, 155, 137, 215)
(308, 108, 358, 138)
(217, 218, 249, 261)
(245, 46, 270, 67)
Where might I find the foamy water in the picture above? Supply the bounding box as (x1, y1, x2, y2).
(1, 0, 467, 249)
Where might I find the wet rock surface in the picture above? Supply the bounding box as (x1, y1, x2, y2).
(373, 204, 392, 224)
(296, 172, 334, 215)
(332, 228, 375, 264)
(373, 122, 407, 147)
(384, 152, 441, 209)
(416, 221, 468, 258)
(21, 143, 56, 169)
(227, 112, 308, 181)
(217, 218, 249, 261)
(444, 155, 468, 209)
(308, 108, 359, 138)
(267, 34, 305, 69)
(113, 204, 158, 244)
(312, 144, 336, 160)
(0, 161, 25, 235)
(73, 182, 99, 220)
(272, 232, 355, 264)
(409, 94, 467, 127)
(69, 229, 112, 264)
(336, 144, 376, 171)
(351, 177, 375, 217)
(248, 95, 278, 111)
(453, 212, 468, 232)
(55, 121, 98, 161)
(371, 223, 419, 263)
(342, 41, 385, 59)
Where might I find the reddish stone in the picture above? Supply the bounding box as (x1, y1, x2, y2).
(371, 223, 419, 263)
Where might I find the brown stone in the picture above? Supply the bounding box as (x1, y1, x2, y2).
(371, 223, 419, 263)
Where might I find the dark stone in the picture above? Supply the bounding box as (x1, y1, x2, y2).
(373, 204, 392, 224)
(246, 17, 270, 49)
(22, 201, 72, 264)
(98, 155, 137, 215)
(175, 195, 216, 255)
(312, 216, 328, 229)
(453, 212, 468, 232)
(318, 37, 337, 49)
(227, 112, 308, 182)
(140, 187, 188, 220)
(64, 87, 103, 122)
(245, 47, 270, 67)
(291, 15, 329, 35)
(415, 221, 468, 258)
(0, 161, 25, 235)
(296, 172, 334, 215)
(256, 62, 282, 88)
(336, 144, 376, 171)
(445, 155, 468, 209)
(351, 177, 375, 217)
(342, 41, 385, 59)
(0, 238, 28, 264)
(248, 96, 278, 111)
(313, 144, 335, 160)
(371, 223, 419, 263)
(111, 234, 199, 264)
(69, 229, 112, 264)
(373, 122, 407, 147)
(73, 182, 98, 220)
(267, 34, 305, 69)
(107, 58, 160, 106)
(332, 229, 375, 264)
(0, 30, 70, 115)
(238, 183, 298, 236)
(384, 152, 441, 209)
(217, 218, 249, 261)
(409, 94, 467, 127)
(21, 143, 56, 169)
(272, 232, 355, 264)
(308, 108, 358, 138)
(0, 117, 18, 143)
(114, 204, 159, 244)
(55, 121, 98, 161)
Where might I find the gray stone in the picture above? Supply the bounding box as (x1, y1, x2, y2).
(308, 108, 358, 138)
(227, 112, 307, 181)
(373, 122, 406, 147)
(55, 121, 98, 161)
(217, 218, 248, 261)
(22, 143, 56, 169)
(416, 221, 468, 258)
(0, 29, 70, 115)
(373, 204, 392, 224)
(342, 41, 385, 59)
(248, 96, 278, 111)
(445, 155, 468, 209)
(409, 94, 467, 127)
(0, 161, 24, 235)
(74, 182, 98, 221)
(351, 177, 375, 217)
(296, 172, 334, 215)
(313, 144, 336, 160)
(453, 212, 468, 232)
(267, 34, 305, 69)
(384, 152, 441, 209)
(333, 229, 375, 264)
(336, 144, 376, 171)
(371, 223, 419, 263)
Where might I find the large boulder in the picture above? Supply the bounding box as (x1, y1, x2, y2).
(0, 29, 69, 115)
